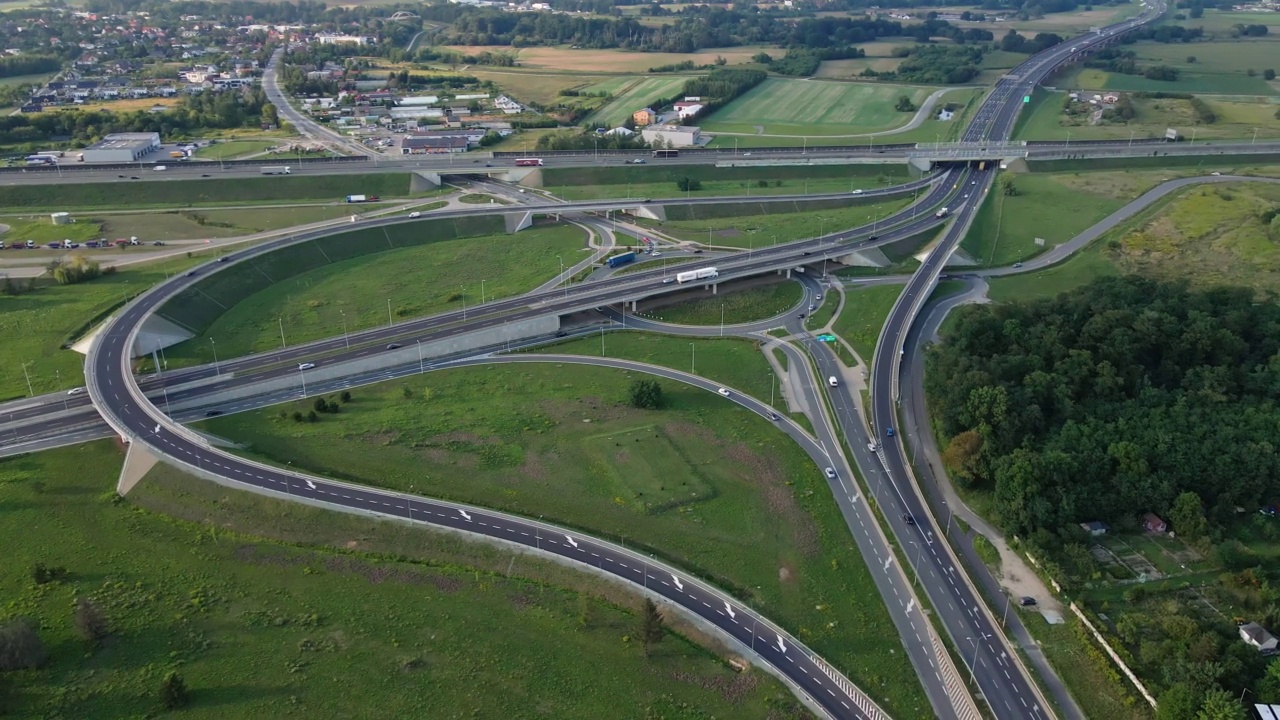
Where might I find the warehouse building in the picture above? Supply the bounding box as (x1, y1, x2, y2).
(640, 124, 702, 148)
(80, 132, 162, 163)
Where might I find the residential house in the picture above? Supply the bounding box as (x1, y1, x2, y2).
(1239, 622, 1278, 654)
(1079, 521, 1110, 537)
(673, 101, 704, 120)
(1141, 513, 1167, 533)
(493, 95, 522, 113)
(632, 107, 658, 126)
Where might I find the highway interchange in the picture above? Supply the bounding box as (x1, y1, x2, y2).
(5, 0, 1244, 716)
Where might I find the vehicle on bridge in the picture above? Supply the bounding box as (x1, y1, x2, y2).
(261, 166, 292, 175)
(652, 150, 679, 158)
(514, 158, 544, 167)
(676, 267, 718, 283)
(606, 251, 636, 268)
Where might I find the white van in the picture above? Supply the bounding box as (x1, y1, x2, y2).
(154, 165, 167, 171)
(828, 376, 839, 388)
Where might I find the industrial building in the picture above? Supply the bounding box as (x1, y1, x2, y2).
(640, 124, 702, 148)
(79, 132, 161, 163)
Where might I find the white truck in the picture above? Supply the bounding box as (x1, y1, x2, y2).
(262, 166, 292, 175)
(676, 267, 719, 284)
(934, 207, 949, 218)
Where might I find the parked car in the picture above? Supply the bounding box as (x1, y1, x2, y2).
(1019, 597, 1037, 607)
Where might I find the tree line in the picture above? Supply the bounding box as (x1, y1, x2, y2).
(928, 275, 1280, 542)
(0, 55, 60, 80)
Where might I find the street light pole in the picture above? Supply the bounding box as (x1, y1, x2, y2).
(690, 343, 695, 374)
(416, 339, 424, 374)
(278, 317, 286, 349)
(210, 338, 219, 377)
(340, 310, 349, 349)
(720, 304, 725, 337)
(299, 366, 307, 398)
(460, 286, 466, 320)
(481, 279, 486, 305)
(386, 298, 393, 327)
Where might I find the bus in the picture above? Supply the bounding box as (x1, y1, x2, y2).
(514, 158, 543, 167)
(35, 150, 64, 159)
(652, 149, 679, 158)
(24, 155, 56, 166)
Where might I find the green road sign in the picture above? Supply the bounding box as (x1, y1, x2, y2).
(817, 334, 837, 342)
(1023, 96, 1031, 103)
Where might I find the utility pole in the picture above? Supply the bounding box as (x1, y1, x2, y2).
(278, 317, 287, 349)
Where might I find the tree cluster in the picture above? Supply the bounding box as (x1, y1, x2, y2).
(998, 30, 1065, 54)
(48, 255, 103, 286)
(888, 45, 984, 84)
(627, 379, 665, 409)
(928, 276, 1280, 539)
(0, 55, 60, 79)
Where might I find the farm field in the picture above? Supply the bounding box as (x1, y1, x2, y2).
(203, 359, 930, 717)
(160, 224, 587, 366)
(586, 76, 692, 127)
(1166, 9, 1280, 35)
(1056, 40, 1279, 95)
(645, 197, 913, 249)
(640, 279, 804, 326)
(443, 45, 769, 73)
(961, 172, 1128, 267)
(700, 79, 931, 136)
(953, 4, 1137, 35)
(1016, 89, 1280, 141)
(44, 97, 180, 113)
(0, 254, 201, 400)
(465, 69, 620, 106)
(0, 442, 812, 720)
(814, 41, 913, 78)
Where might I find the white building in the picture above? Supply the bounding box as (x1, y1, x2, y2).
(80, 132, 162, 163)
(641, 124, 701, 148)
(314, 33, 374, 45)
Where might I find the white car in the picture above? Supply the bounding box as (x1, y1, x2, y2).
(867, 441, 877, 452)
(67, 387, 86, 396)
(717, 387, 731, 397)
(298, 363, 316, 370)
(409, 211, 421, 218)
(662, 278, 675, 284)
(815, 294, 822, 301)
(824, 467, 837, 479)
(851, 189, 863, 194)
(651, 251, 661, 257)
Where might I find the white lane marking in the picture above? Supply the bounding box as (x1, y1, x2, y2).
(458, 509, 471, 521)
(565, 535, 578, 548)
(775, 634, 787, 653)
(671, 574, 683, 591)
(305, 479, 316, 490)
(724, 602, 736, 620)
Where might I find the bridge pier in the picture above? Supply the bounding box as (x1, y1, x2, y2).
(410, 171, 442, 191)
(908, 157, 934, 176)
(117, 441, 160, 496)
(632, 204, 666, 221)
(503, 211, 534, 233)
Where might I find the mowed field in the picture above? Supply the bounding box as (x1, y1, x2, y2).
(700, 79, 930, 136)
(815, 41, 911, 78)
(586, 76, 692, 127)
(444, 45, 769, 72)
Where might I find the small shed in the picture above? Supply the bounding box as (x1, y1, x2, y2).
(1141, 513, 1167, 533)
(1079, 521, 1110, 537)
(1239, 622, 1278, 654)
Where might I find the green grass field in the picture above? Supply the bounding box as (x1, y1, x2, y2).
(201, 360, 929, 717)
(640, 280, 803, 326)
(831, 284, 905, 363)
(648, 197, 911, 250)
(1168, 9, 1280, 34)
(586, 76, 691, 127)
(0, 174, 422, 211)
(1058, 40, 1279, 95)
(193, 140, 279, 160)
(960, 173, 1127, 267)
(159, 223, 585, 366)
(0, 254, 202, 400)
(544, 163, 909, 201)
(1016, 89, 1280, 141)
(700, 79, 930, 136)
(0, 442, 813, 719)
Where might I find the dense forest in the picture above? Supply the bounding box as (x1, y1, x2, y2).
(928, 275, 1280, 539)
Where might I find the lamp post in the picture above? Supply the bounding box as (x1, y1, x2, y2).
(386, 298, 393, 327)
(416, 339, 424, 374)
(210, 338, 219, 377)
(481, 279, 487, 305)
(557, 255, 566, 298)
(690, 343, 695, 374)
(966, 635, 990, 687)
(278, 317, 287, 349)
(460, 286, 466, 320)
(340, 310, 349, 349)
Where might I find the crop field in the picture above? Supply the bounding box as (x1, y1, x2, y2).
(648, 197, 912, 249)
(961, 172, 1127, 267)
(1167, 9, 1280, 34)
(0, 173, 421, 211)
(1016, 89, 1280, 141)
(640, 279, 804, 326)
(45, 97, 180, 113)
(158, 222, 583, 366)
(955, 4, 1136, 34)
(700, 79, 930, 136)
(585, 76, 692, 127)
(466, 69, 615, 106)
(814, 41, 912, 78)
(0, 254, 201, 400)
(0, 442, 811, 719)
(1059, 40, 1279, 96)
(203, 359, 929, 717)
(831, 284, 906, 363)
(443, 45, 769, 73)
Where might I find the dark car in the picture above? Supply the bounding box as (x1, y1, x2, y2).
(797, 313, 805, 319)
(386, 343, 402, 350)
(153, 241, 165, 246)
(117, 174, 126, 178)
(204, 409, 223, 417)
(218, 257, 229, 262)
(1019, 596, 1037, 607)
(768, 412, 780, 421)
(692, 249, 703, 254)
(868, 235, 879, 241)
(801, 251, 812, 256)
(902, 513, 915, 525)
(886, 427, 894, 437)
(129, 176, 139, 179)
(554, 331, 567, 338)
(201, 174, 211, 178)
(184, 270, 197, 277)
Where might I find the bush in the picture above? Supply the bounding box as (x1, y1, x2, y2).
(340, 391, 352, 403)
(74, 598, 109, 646)
(160, 671, 189, 709)
(675, 177, 702, 192)
(292, 411, 303, 422)
(307, 410, 318, 422)
(31, 563, 68, 584)
(627, 379, 664, 409)
(313, 398, 327, 413)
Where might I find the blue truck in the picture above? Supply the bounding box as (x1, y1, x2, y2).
(606, 251, 637, 268)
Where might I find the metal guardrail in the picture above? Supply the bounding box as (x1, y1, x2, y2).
(0, 154, 369, 175)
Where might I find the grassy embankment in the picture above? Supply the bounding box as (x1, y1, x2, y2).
(157, 222, 587, 366)
(638, 281, 804, 326)
(647, 197, 913, 250)
(542, 164, 911, 201)
(201, 358, 931, 718)
(0, 441, 813, 719)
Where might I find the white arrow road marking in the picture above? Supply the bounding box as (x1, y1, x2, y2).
(883, 557, 893, 570)
(305, 479, 316, 490)
(776, 634, 787, 653)
(724, 602, 736, 620)
(459, 510, 471, 521)
(565, 535, 578, 548)
(850, 492, 860, 503)
(907, 599, 916, 614)
(671, 574, 683, 591)
(153, 424, 161, 434)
